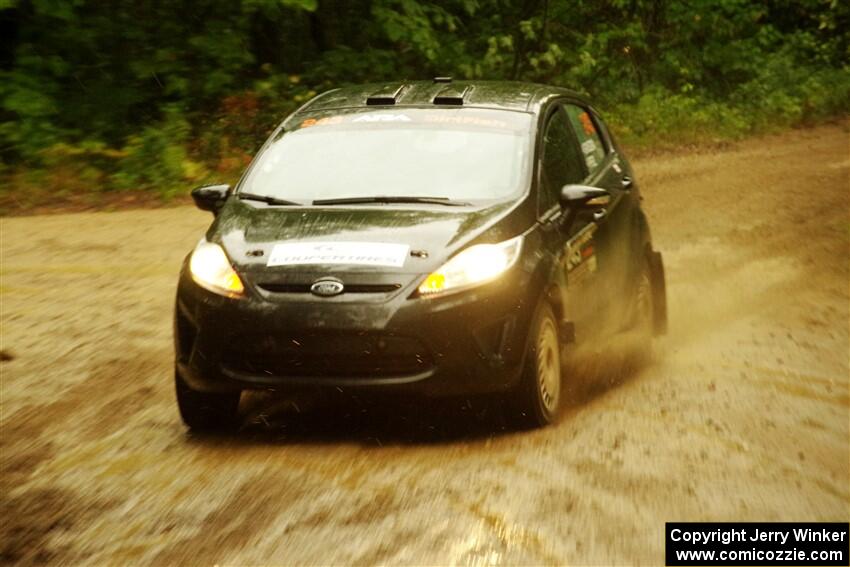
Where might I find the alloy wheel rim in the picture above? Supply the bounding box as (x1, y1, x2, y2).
(537, 318, 560, 413)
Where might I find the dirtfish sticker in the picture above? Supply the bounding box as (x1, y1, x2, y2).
(352, 114, 412, 123)
(268, 242, 410, 268)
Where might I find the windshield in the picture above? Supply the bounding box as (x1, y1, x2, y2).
(239, 109, 533, 204)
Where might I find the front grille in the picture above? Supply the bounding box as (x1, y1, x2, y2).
(257, 282, 402, 294)
(222, 332, 432, 378)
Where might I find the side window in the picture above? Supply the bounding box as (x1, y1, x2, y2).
(564, 104, 607, 173)
(540, 108, 585, 213)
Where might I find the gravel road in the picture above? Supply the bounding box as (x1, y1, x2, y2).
(2, 123, 848, 565)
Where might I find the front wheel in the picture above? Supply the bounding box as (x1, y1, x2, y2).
(175, 370, 241, 431)
(511, 302, 562, 428)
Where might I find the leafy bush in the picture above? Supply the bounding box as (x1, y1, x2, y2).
(1, 0, 848, 208)
(112, 107, 206, 197)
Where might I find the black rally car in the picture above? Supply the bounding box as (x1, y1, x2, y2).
(175, 79, 667, 430)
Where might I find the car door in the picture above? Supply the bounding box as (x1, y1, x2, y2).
(536, 104, 601, 340)
(562, 102, 638, 334)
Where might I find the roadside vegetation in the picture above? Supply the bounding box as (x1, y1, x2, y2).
(1, 0, 848, 212)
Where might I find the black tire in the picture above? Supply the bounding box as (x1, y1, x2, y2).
(511, 302, 562, 428)
(631, 254, 655, 363)
(649, 250, 668, 335)
(175, 370, 241, 431)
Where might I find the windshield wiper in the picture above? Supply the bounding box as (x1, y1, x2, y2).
(238, 192, 302, 206)
(312, 196, 472, 207)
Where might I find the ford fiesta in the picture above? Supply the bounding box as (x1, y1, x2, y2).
(174, 79, 667, 431)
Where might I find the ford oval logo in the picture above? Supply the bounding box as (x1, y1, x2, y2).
(310, 278, 344, 297)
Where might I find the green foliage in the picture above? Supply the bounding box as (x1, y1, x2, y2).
(1, 0, 848, 202)
(113, 106, 207, 197)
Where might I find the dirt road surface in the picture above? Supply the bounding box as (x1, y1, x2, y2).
(2, 124, 848, 566)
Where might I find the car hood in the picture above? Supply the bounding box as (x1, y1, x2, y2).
(210, 198, 526, 276)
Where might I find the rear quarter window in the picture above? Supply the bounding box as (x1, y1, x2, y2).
(539, 108, 585, 214)
(563, 105, 607, 173)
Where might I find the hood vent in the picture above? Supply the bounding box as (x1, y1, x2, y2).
(433, 85, 471, 105)
(366, 84, 407, 106)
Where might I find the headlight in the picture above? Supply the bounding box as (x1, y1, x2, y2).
(189, 240, 245, 297)
(418, 235, 523, 297)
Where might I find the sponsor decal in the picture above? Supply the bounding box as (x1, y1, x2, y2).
(299, 116, 344, 129)
(569, 256, 595, 284)
(296, 111, 516, 131)
(579, 112, 597, 135)
(352, 113, 412, 123)
(422, 115, 509, 129)
(565, 224, 598, 283)
(581, 138, 597, 155)
(267, 242, 410, 267)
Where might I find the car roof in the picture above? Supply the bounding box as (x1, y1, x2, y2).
(289, 80, 587, 121)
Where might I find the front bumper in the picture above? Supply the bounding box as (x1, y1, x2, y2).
(174, 263, 538, 397)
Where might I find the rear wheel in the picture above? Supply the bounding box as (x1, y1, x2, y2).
(632, 255, 655, 362)
(175, 370, 241, 431)
(511, 302, 562, 428)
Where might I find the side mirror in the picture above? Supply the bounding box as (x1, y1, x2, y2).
(559, 184, 611, 208)
(191, 184, 230, 214)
